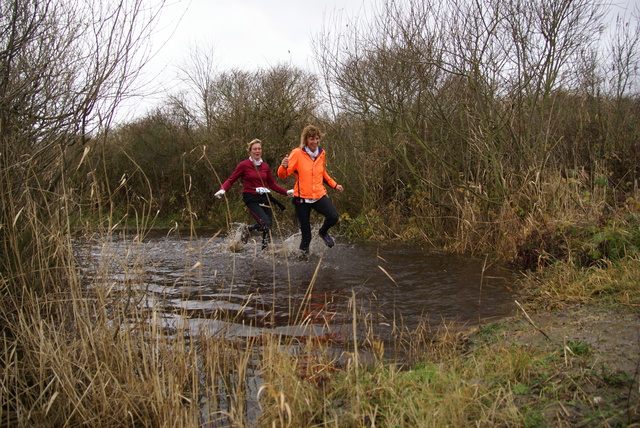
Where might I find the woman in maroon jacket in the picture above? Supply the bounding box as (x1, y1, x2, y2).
(215, 139, 293, 249)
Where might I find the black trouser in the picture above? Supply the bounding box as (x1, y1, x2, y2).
(293, 196, 339, 252)
(243, 193, 273, 246)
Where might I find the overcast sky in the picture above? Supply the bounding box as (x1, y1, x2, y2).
(120, 0, 368, 120)
(119, 0, 638, 122)
(156, 0, 367, 71)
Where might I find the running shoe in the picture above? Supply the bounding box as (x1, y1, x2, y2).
(261, 230, 270, 250)
(319, 231, 335, 248)
(240, 225, 250, 244)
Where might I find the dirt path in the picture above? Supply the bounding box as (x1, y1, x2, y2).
(510, 305, 640, 375)
(486, 304, 640, 426)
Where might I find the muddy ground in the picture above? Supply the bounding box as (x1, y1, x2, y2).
(510, 305, 640, 376)
(479, 304, 640, 426)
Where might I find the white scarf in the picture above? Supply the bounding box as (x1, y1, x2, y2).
(250, 157, 263, 166)
(304, 147, 319, 160)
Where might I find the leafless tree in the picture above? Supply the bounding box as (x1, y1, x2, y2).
(0, 0, 166, 290)
(175, 43, 220, 132)
(172, 53, 318, 161)
(314, 0, 614, 199)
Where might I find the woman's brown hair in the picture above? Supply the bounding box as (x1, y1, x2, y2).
(299, 125, 323, 148)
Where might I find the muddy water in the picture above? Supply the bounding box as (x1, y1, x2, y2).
(77, 226, 517, 343)
(75, 227, 518, 425)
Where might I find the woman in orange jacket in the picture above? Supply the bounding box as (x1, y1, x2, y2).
(278, 125, 344, 255)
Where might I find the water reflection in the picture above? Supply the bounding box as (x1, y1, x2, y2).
(75, 227, 517, 342)
(75, 228, 518, 425)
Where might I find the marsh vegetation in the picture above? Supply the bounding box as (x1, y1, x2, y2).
(1, 0, 639, 426)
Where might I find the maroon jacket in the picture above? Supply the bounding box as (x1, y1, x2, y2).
(220, 159, 287, 195)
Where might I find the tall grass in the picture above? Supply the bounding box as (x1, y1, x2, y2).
(1, 177, 638, 426)
(2, 101, 637, 428)
(2, 0, 638, 425)
(1, 124, 637, 427)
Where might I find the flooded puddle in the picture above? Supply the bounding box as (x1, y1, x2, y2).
(76, 227, 517, 342)
(74, 227, 518, 425)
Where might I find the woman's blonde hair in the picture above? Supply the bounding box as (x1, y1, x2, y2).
(247, 138, 262, 151)
(299, 125, 323, 148)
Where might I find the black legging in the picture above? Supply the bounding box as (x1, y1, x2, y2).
(243, 193, 273, 233)
(293, 195, 339, 252)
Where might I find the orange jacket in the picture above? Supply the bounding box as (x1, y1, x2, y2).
(277, 147, 338, 199)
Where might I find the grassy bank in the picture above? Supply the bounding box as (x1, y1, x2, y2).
(4, 150, 640, 426)
(255, 254, 640, 427)
(1, 214, 638, 427)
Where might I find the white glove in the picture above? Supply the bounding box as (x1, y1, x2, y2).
(287, 189, 294, 197)
(255, 187, 271, 194)
(214, 189, 225, 199)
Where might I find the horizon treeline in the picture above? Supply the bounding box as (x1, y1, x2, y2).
(6, 0, 640, 267)
(80, 0, 638, 259)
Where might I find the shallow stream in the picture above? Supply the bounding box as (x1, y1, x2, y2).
(75, 226, 519, 425)
(76, 226, 517, 343)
